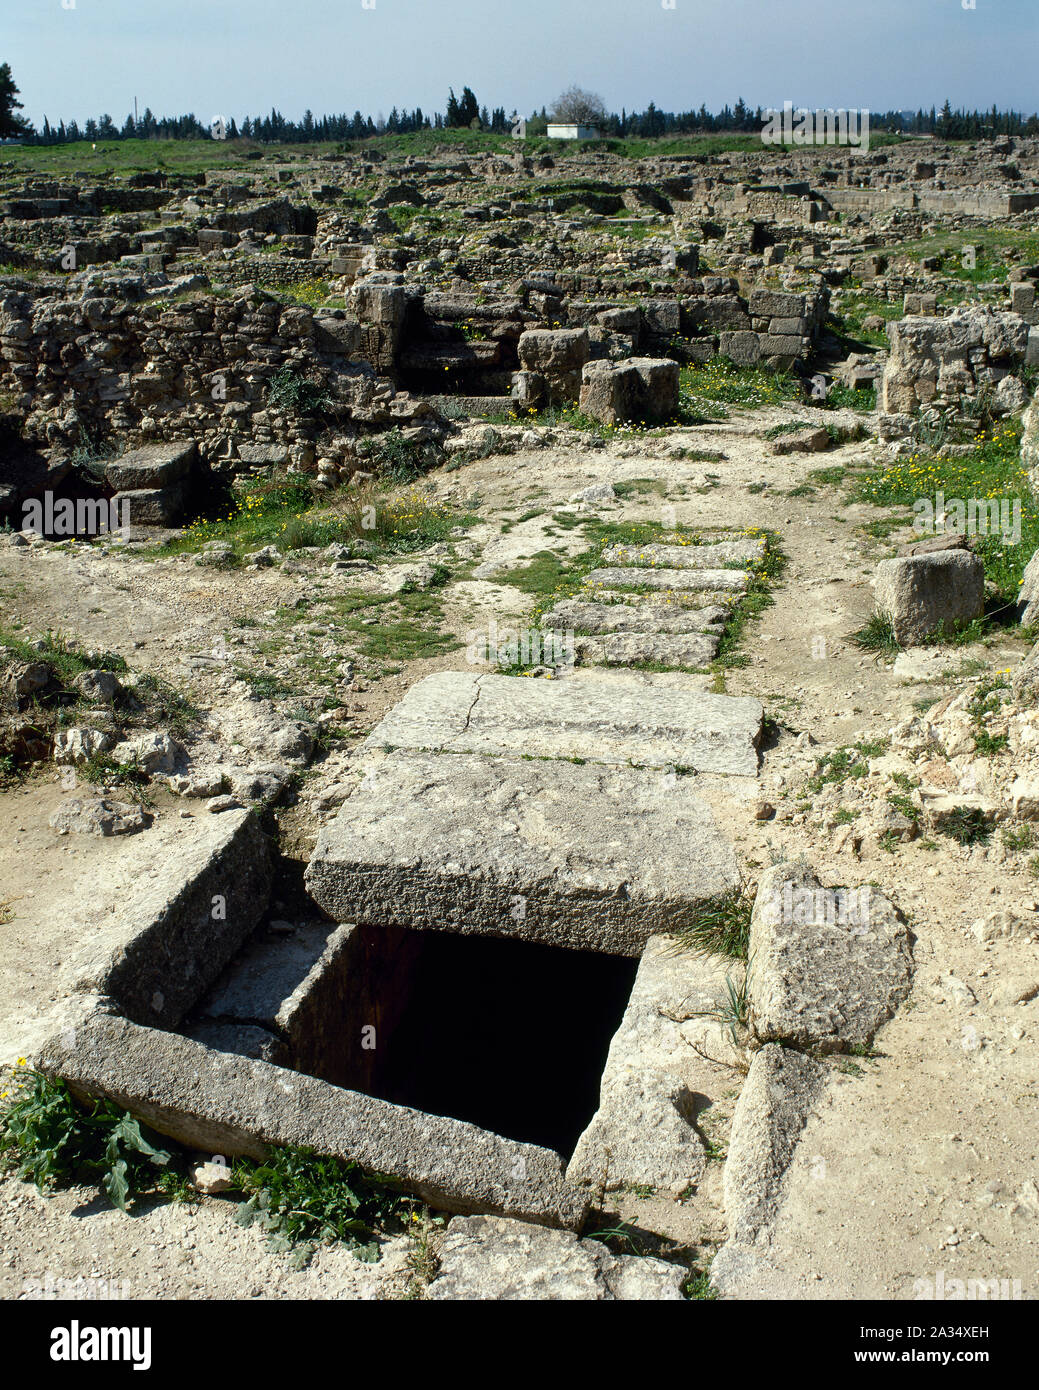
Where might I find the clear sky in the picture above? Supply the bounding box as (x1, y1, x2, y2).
(5, 0, 1037, 128)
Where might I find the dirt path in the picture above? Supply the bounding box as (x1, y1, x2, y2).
(3, 400, 1037, 1298)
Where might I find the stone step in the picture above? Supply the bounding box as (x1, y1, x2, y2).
(575, 630, 720, 668)
(362, 671, 763, 775)
(191, 922, 337, 1034)
(599, 538, 765, 570)
(305, 750, 741, 957)
(587, 588, 740, 612)
(585, 566, 750, 593)
(543, 597, 729, 635)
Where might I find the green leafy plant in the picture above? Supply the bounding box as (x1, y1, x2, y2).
(1001, 824, 1036, 852)
(691, 971, 750, 1045)
(685, 1266, 719, 1300)
(233, 1146, 408, 1265)
(1, 1068, 172, 1211)
(356, 427, 444, 482)
(939, 806, 992, 845)
(266, 365, 333, 417)
(851, 612, 899, 653)
(808, 746, 871, 791)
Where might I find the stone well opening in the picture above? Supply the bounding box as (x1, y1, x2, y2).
(185, 921, 639, 1160)
(346, 927, 638, 1157)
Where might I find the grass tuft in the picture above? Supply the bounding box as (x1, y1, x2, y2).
(670, 887, 752, 960)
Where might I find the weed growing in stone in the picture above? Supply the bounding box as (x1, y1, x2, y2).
(670, 887, 752, 960)
(851, 612, 899, 653)
(266, 365, 335, 417)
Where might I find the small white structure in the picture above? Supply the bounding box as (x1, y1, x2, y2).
(546, 123, 601, 141)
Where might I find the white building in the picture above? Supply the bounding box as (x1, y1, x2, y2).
(546, 123, 601, 141)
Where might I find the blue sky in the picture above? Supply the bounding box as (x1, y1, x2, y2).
(5, 0, 1037, 127)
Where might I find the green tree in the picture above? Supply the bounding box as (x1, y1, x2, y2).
(0, 63, 31, 138)
(458, 87, 479, 125)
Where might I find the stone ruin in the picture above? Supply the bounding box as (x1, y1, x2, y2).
(5, 129, 1039, 1302)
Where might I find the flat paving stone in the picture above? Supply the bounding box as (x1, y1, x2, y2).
(587, 588, 739, 612)
(585, 566, 749, 592)
(305, 750, 741, 956)
(362, 670, 763, 775)
(575, 630, 720, 668)
(542, 598, 729, 635)
(599, 538, 765, 569)
(427, 1215, 686, 1300)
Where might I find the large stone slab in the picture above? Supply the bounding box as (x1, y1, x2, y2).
(542, 598, 729, 636)
(599, 539, 765, 569)
(362, 671, 763, 775)
(748, 864, 914, 1054)
(104, 441, 196, 491)
(41, 1013, 590, 1230)
(305, 751, 741, 956)
(578, 358, 680, 427)
(427, 1215, 686, 1300)
(586, 566, 749, 593)
(111, 484, 185, 526)
(568, 937, 741, 1192)
(1017, 545, 1039, 626)
(588, 589, 738, 612)
(0, 796, 271, 1064)
(82, 808, 272, 1031)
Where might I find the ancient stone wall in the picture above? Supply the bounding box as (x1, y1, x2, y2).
(0, 275, 434, 473)
(880, 305, 1036, 417)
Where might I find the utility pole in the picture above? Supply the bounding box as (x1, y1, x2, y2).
(134, 96, 138, 128)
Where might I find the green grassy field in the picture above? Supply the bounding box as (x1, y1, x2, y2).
(0, 129, 908, 179)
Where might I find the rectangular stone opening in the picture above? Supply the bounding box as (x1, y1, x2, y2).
(185, 921, 639, 1161)
(353, 928, 638, 1157)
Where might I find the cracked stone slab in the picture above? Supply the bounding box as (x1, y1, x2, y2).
(542, 598, 729, 635)
(599, 538, 765, 569)
(568, 937, 742, 1192)
(427, 1215, 686, 1300)
(575, 630, 720, 668)
(585, 566, 749, 593)
(747, 863, 914, 1054)
(305, 752, 741, 956)
(362, 671, 763, 775)
(721, 1043, 826, 1250)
